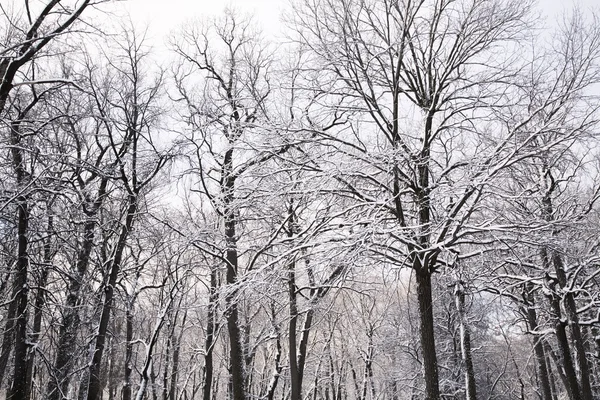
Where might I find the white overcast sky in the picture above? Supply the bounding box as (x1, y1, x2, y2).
(112, 0, 597, 45)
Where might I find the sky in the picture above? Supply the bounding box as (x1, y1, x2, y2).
(113, 0, 597, 46)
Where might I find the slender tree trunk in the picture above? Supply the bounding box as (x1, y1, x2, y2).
(222, 147, 246, 400)
(454, 281, 477, 400)
(87, 195, 138, 400)
(415, 267, 439, 400)
(541, 247, 581, 400)
(169, 312, 185, 400)
(551, 252, 592, 400)
(7, 116, 32, 400)
(48, 178, 109, 400)
(265, 306, 282, 400)
(523, 291, 552, 400)
(203, 266, 217, 400)
(0, 281, 17, 387)
(288, 204, 301, 400)
(25, 213, 54, 399)
(7, 196, 29, 400)
(123, 301, 134, 400)
(162, 332, 171, 400)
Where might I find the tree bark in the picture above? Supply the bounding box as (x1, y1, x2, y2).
(48, 179, 109, 400)
(87, 195, 138, 400)
(415, 268, 439, 400)
(7, 114, 32, 400)
(7, 197, 29, 400)
(551, 252, 592, 400)
(123, 301, 134, 400)
(222, 148, 246, 400)
(25, 212, 54, 399)
(202, 266, 218, 400)
(454, 281, 477, 400)
(522, 288, 553, 400)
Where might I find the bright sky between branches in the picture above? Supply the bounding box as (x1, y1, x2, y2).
(118, 0, 596, 44)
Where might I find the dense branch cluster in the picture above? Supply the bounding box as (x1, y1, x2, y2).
(1, 1, 600, 400)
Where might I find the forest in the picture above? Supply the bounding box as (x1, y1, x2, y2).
(1, 0, 600, 399)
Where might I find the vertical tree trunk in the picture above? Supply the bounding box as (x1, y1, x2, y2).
(169, 312, 185, 400)
(540, 169, 591, 400)
(522, 289, 552, 400)
(454, 281, 477, 400)
(287, 203, 301, 400)
(203, 266, 217, 400)
(123, 301, 134, 400)
(7, 197, 29, 400)
(0, 281, 18, 387)
(551, 253, 592, 400)
(224, 215, 246, 400)
(541, 248, 581, 400)
(87, 196, 138, 400)
(25, 213, 54, 399)
(415, 267, 439, 400)
(7, 117, 32, 400)
(265, 306, 282, 400)
(48, 178, 109, 400)
(547, 294, 580, 400)
(222, 148, 246, 400)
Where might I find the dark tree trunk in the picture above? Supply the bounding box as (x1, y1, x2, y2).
(123, 302, 134, 400)
(87, 195, 138, 400)
(415, 267, 439, 400)
(7, 197, 29, 400)
(25, 213, 54, 399)
(222, 147, 246, 400)
(203, 266, 218, 400)
(48, 179, 108, 400)
(288, 204, 301, 400)
(7, 115, 32, 400)
(523, 290, 552, 400)
(0, 283, 17, 387)
(265, 309, 282, 400)
(169, 312, 185, 400)
(540, 170, 592, 400)
(224, 218, 246, 400)
(551, 253, 592, 400)
(454, 281, 477, 400)
(548, 293, 580, 400)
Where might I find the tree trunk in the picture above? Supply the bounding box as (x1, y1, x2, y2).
(202, 266, 217, 400)
(523, 290, 552, 400)
(169, 312, 185, 400)
(87, 195, 138, 400)
(25, 213, 54, 399)
(541, 247, 581, 400)
(223, 147, 246, 400)
(48, 178, 109, 400)
(123, 302, 134, 400)
(7, 116, 32, 400)
(0, 281, 17, 388)
(7, 196, 29, 400)
(551, 252, 592, 400)
(415, 268, 439, 400)
(288, 204, 301, 400)
(454, 281, 477, 400)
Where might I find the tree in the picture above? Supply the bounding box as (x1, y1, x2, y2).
(0, 0, 102, 115)
(80, 26, 171, 400)
(172, 11, 282, 400)
(290, 0, 600, 398)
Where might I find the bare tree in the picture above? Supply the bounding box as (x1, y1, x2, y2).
(290, 0, 600, 398)
(172, 11, 280, 400)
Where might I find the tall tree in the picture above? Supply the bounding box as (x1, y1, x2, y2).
(290, 0, 600, 398)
